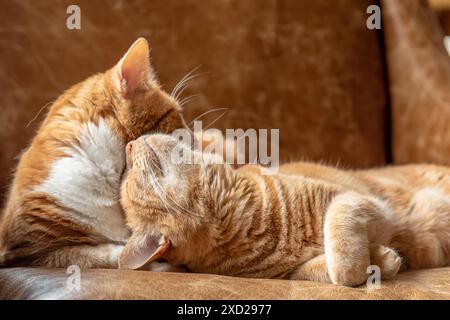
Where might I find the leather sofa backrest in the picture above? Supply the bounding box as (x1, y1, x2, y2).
(0, 0, 388, 203)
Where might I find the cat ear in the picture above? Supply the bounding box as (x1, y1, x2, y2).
(115, 38, 158, 97)
(118, 232, 171, 270)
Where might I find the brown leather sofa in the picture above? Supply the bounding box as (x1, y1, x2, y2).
(0, 0, 449, 299)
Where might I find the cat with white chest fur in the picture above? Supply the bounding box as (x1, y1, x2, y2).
(0, 39, 187, 268)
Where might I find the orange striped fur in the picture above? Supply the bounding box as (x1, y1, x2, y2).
(0, 39, 185, 268)
(119, 134, 450, 286)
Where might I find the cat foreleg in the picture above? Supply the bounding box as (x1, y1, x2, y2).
(288, 246, 401, 284)
(37, 244, 124, 268)
(288, 254, 331, 283)
(324, 192, 395, 286)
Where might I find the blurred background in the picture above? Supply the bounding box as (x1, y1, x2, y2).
(1, 0, 449, 204)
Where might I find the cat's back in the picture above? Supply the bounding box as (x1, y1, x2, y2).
(11, 74, 110, 191)
(275, 162, 450, 194)
(357, 164, 450, 194)
(274, 161, 371, 193)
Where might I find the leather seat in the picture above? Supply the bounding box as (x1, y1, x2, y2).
(0, 267, 449, 299)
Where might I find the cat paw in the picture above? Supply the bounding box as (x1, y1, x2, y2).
(328, 267, 369, 287)
(370, 245, 402, 280)
(327, 256, 370, 287)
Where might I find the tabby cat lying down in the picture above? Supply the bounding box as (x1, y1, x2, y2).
(119, 134, 450, 287)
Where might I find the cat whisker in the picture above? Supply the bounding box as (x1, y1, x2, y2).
(163, 187, 199, 217)
(173, 83, 190, 102)
(26, 101, 54, 128)
(171, 66, 201, 96)
(202, 108, 229, 131)
(173, 72, 206, 102)
(158, 182, 198, 217)
(179, 95, 200, 108)
(188, 107, 229, 128)
(174, 83, 193, 103)
(146, 154, 199, 217)
(146, 165, 172, 215)
(180, 117, 194, 135)
(170, 66, 202, 100)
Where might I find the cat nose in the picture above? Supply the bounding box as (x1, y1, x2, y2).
(126, 140, 134, 154)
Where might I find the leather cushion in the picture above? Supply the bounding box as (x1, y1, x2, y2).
(0, 267, 449, 299)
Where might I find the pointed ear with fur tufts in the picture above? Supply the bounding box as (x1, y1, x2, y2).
(118, 232, 171, 270)
(114, 38, 158, 97)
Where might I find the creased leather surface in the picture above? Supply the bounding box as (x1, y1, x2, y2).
(0, 267, 449, 300)
(0, 0, 387, 202)
(382, 0, 450, 165)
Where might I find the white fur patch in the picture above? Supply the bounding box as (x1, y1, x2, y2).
(35, 119, 130, 242)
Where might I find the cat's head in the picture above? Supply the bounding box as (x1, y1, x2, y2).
(48, 38, 185, 144)
(118, 133, 228, 270)
(105, 38, 185, 139)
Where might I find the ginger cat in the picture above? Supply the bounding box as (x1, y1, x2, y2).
(0, 39, 187, 268)
(119, 134, 450, 286)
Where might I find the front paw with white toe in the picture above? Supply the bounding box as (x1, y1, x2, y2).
(370, 245, 402, 280)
